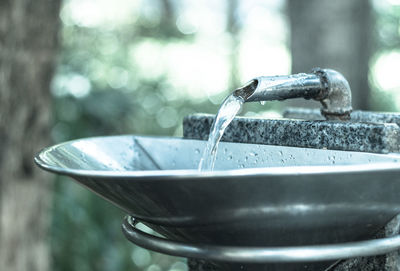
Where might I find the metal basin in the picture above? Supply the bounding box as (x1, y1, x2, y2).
(35, 135, 400, 247)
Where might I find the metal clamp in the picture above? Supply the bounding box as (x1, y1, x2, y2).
(122, 215, 400, 263)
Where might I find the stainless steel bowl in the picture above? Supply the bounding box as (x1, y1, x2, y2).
(35, 135, 400, 248)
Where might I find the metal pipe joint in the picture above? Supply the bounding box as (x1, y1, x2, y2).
(313, 68, 352, 120)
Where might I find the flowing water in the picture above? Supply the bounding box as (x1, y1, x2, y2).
(197, 72, 326, 171)
(198, 80, 258, 171)
(198, 94, 244, 171)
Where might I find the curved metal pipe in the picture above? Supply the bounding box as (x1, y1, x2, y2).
(316, 68, 353, 120)
(122, 215, 400, 263)
(234, 68, 352, 120)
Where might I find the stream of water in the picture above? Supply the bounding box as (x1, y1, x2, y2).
(198, 94, 244, 171)
(198, 80, 259, 171)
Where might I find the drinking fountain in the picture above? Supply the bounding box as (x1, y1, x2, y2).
(35, 68, 400, 271)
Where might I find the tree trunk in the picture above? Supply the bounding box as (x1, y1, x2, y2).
(0, 0, 60, 270)
(287, 0, 373, 110)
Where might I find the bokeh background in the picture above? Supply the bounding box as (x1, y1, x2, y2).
(2, 0, 400, 270)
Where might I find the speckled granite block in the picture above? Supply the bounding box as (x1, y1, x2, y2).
(327, 214, 400, 271)
(284, 108, 400, 127)
(187, 216, 400, 271)
(187, 259, 333, 271)
(188, 215, 400, 271)
(183, 111, 400, 271)
(183, 114, 400, 154)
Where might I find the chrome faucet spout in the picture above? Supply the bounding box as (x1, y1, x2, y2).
(234, 68, 352, 120)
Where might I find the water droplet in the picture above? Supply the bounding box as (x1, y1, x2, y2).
(249, 152, 258, 157)
(279, 151, 283, 156)
(239, 164, 245, 168)
(227, 155, 233, 160)
(259, 101, 266, 106)
(195, 148, 200, 154)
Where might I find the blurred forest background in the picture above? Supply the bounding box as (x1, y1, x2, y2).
(2, 0, 400, 271)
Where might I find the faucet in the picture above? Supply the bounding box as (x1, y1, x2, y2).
(234, 68, 352, 121)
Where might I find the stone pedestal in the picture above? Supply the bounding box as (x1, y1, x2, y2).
(183, 109, 400, 271)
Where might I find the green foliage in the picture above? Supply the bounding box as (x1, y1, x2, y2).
(369, 2, 400, 111)
(375, 3, 400, 50)
(50, 1, 210, 270)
